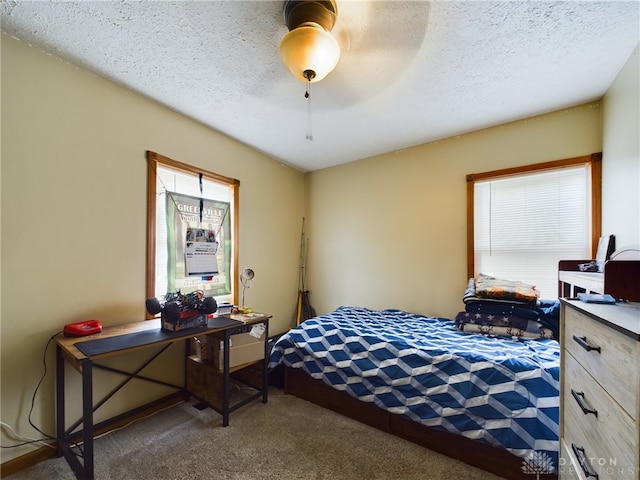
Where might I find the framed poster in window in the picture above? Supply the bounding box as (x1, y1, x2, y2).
(166, 191, 231, 294)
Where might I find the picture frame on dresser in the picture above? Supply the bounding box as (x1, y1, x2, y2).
(595, 234, 616, 272)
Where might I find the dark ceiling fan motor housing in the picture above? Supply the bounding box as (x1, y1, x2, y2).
(283, 0, 338, 33)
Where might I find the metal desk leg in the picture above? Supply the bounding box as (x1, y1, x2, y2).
(222, 330, 230, 427)
(81, 359, 94, 479)
(262, 321, 269, 404)
(57, 354, 95, 480)
(55, 345, 65, 458)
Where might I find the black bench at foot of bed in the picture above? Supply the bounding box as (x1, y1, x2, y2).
(283, 366, 557, 480)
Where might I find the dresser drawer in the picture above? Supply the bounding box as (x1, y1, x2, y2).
(564, 306, 639, 418)
(563, 352, 636, 478)
(560, 438, 586, 480)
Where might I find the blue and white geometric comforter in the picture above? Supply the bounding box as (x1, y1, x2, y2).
(269, 306, 559, 468)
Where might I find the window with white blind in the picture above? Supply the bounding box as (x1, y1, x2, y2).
(467, 153, 602, 299)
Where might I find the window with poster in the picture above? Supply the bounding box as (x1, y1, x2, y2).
(146, 151, 239, 317)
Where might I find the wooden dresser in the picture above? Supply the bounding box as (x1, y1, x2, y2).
(559, 299, 640, 480)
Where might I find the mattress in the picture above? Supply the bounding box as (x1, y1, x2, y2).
(269, 306, 560, 469)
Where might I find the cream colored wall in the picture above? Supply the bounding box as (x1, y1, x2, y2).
(1, 35, 304, 462)
(305, 103, 603, 318)
(602, 43, 640, 248)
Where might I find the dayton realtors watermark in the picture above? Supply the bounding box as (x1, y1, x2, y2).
(522, 452, 637, 479)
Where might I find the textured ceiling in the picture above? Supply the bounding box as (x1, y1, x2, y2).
(2, 1, 639, 171)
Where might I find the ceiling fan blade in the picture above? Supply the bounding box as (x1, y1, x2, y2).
(315, 1, 432, 108)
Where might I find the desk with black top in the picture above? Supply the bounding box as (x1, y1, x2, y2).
(55, 313, 270, 480)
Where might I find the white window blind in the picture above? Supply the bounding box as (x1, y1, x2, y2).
(474, 165, 591, 298)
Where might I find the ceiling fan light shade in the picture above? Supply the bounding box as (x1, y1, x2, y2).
(279, 24, 340, 83)
(279, 1, 340, 84)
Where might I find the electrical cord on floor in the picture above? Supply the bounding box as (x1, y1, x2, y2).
(0, 421, 56, 449)
(92, 400, 184, 441)
(0, 331, 62, 449)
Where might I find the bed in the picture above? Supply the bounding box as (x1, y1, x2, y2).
(268, 305, 559, 480)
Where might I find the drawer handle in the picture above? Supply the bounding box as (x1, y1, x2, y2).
(571, 389, 598, 417)
(572, 335, 601, 354)
(572, 443, 599, 479)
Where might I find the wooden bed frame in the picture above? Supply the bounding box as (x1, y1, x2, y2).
(283, 366, 558, 480)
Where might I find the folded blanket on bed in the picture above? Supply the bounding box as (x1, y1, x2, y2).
(463, 277, 535, 307)
(462, 278, 560, 339)
(454, 311, 554, 339)
(474, 273, 540, 303)
(465, 299, 540, 319)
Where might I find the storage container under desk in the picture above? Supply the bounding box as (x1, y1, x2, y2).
(185, 315, 270, 420)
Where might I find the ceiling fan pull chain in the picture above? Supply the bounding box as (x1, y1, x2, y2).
(305, 79, 313, 141)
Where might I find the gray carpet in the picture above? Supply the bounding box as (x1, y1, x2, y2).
(8, 389, 505, 479)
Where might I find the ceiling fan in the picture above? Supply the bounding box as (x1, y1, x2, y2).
(273, 0, 431, 108)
